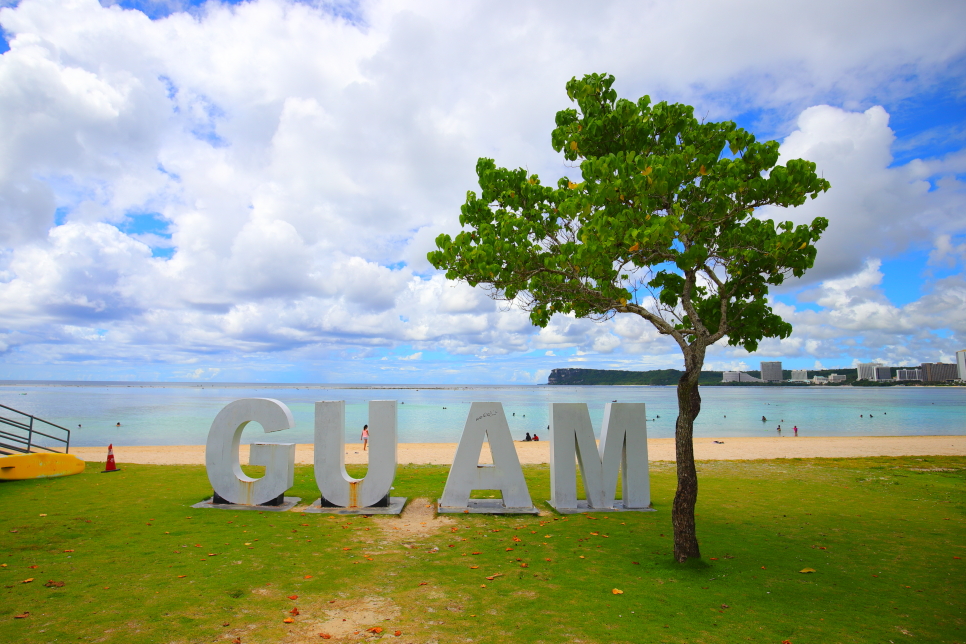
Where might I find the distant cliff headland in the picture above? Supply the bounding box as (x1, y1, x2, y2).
(547, 367, 867, 386)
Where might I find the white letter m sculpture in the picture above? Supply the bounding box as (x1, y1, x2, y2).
(548, 402, 653, 513)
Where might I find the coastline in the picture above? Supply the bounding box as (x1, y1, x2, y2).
(69, 435, 966, 465)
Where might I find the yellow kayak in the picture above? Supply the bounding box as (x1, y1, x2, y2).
(0, 453, 85, 481)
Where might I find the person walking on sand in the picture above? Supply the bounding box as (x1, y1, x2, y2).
(793, 425, 798, 437)
(361, 424, 369, 451)
(777, 425, 782, 437)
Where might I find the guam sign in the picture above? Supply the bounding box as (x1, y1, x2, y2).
(198, 398, 653, 515)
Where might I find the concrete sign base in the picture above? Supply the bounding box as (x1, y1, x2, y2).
(191, 496, 301, 512)
(546, 499, 655, 514)
(437, 499, 540, 515)
(303, 496, 408, 515)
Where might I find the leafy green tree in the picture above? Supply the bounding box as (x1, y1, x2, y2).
(428, 73, 830, 561)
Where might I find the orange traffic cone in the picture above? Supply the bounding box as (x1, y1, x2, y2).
(102, 444, 120, 473)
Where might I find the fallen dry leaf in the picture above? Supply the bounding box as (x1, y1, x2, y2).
(222, 622, 230, 627)
(177, 575, 186, 578)
(283, 617, 294, 624)
(418, 582, 428, 586)
(319, 634, 332, 640)
(288, 595, 298, 600)
(14, 612, 29, 619)
(366, 627, 383, 634)
(22, 578, 34, 584)
(505, 547, 513, 552)
(304, 575, 313, 579)
(799, 568, 816, 574)
(290, 607, 300, 616)
(612, 588, 624, 595)
(394, 631, 402, 636)
(520, 563, 528, 568)
(44, 580, 65, 588)
(485, 574, 503, 581)
(232, 638, 241, 644)
(469, 566, 479, 569)
(471, 552, 481, 555)
(62, 550, 74, 553)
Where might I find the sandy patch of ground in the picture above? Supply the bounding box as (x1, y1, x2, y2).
(71, 435, 966, 466)
(285, 595, 402, 642)
(375, 498, 454, 543)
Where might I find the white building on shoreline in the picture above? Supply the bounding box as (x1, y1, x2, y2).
(722, 371, 763, 383)
(760, 361, 783, 382)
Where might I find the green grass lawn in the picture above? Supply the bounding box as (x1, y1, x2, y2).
(1, 456, 963, 643)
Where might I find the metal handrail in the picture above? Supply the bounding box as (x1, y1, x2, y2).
(0, 404, 71, 454)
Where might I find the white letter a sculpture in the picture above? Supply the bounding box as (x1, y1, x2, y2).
(439, 402, 537, 514)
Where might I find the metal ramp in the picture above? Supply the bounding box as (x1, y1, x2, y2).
(0, 403, 71, 455)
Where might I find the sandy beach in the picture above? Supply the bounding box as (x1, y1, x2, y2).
(69, 435, 966, 465)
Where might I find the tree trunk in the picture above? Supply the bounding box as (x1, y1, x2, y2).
(672, 348, 704, 562)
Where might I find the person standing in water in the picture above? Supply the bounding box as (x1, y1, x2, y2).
(793, 425, 798, 437)
(777, 425, 782, 437)
(361, 424, 369, 451)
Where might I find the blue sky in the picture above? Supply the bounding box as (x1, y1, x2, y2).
(0, 0, 964, 384)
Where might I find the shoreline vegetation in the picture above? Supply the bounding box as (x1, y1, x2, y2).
(547, 367, 966, 386)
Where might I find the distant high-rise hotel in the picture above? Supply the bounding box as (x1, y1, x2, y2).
(896, 368, 921, 381)
(873, 366, 892, 381)
(921, 362, 958, 383)
(722, 371, 763, 383)
(760, 361, 783, 382)
(857, 363, 880, 381)
(957, 350, 966, 381)
(791, 370, 808, 382)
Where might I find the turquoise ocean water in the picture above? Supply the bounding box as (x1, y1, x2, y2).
(1, 382, 962, 449)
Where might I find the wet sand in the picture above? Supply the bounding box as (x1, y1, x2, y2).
(70, 435, 966, 465)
